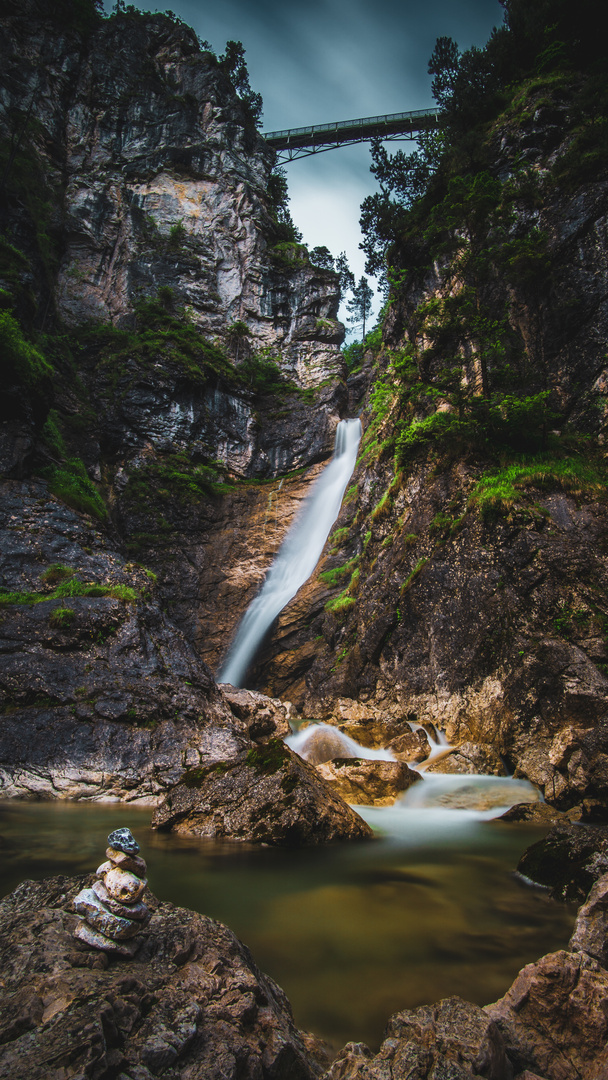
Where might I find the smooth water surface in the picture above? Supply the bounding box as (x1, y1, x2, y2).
(0, 800, 574, 1051)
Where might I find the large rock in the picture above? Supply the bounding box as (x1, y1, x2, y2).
(0, 875, 328, 1080)
(568, 872, 608, 967)
(295, 725, 360, 765)
(485, 950, 608, 1080)
(150, 740, 373, 845)
(316, 758, 420, 805)
(517, 823, 608, 902)
(0, 482, 249, 803)
(323, 997, 511, 1080)
(425, 741, 508, 776)
(219, 686, 294, 743)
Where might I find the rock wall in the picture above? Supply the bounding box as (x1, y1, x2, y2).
(0, 3, 344, 388)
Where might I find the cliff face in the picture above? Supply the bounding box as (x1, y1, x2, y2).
(0, 5, 350, 797)
(251, 76, 608, 812)
(1, 4, 343, 385)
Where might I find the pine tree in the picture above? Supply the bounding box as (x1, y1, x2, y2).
(346, 276, 374, 339)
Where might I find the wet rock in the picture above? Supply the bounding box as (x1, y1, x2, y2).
(107, 827, 140, 855)
(498, 803, 568, 825)
(315, 758, 420, 806)
(0, 482, 249, 803)
(151, 739, 373, 845)
(220, 685, 293, 743)
(485, 950, 608, 1080)
(426, 742, 507, 776)
(73, 919, 142, 957)
(73, 887, 142, 941)
(105, 846, 147, 876)
(517, 824, 608, 902)
(386, 727, 431, 763)
(568, 872, 608, 966)
(103, 867, 147, 905)
(323, 997, 511, 1080)
(91, 879, 150, 922)
(0, 875, 325, 1079)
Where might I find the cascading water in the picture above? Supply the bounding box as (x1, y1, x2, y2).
(218, 418, 362, 687)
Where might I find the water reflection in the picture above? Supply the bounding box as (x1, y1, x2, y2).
(0, 799, 574, 1051)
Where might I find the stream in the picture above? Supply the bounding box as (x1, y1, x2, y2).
(0, 418, 576, 1052)
(0, 788, 574, 1051)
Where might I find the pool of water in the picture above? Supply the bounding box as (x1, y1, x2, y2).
(0, 798, 574, 1051)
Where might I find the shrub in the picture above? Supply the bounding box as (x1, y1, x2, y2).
(40, 564, 75, 587)
(45, 458, 107, 521)
(0, 310, 53, 387)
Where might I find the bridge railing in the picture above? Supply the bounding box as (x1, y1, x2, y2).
(264, 108, 439, 143)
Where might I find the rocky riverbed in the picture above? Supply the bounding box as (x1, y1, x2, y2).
(1, 839, 608, 1080)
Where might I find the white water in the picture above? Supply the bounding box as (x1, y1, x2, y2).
(286, 722, 396, 762)
(219, 418, 362, 687)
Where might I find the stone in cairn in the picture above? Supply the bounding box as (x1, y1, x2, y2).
(73, 827, 151, 957)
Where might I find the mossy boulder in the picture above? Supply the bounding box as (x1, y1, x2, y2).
(150, 740, 373, 846)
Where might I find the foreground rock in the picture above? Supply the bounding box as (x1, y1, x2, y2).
(517, 823, 608, 901)
(316, 758, 420, 806)
(324, 998, 511, 1080)
(151, 740, 373, 845)
(0, 876, 327, 1080)
(485, 950, 608, 1080)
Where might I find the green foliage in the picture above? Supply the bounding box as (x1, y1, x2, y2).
(329, 526, 350, 550)
(48, 607, 75, 630)
(45, 458, 107, 521)
(0, 310, 52, 387)
(124, 452, 224, 509)
(400, 558, 428, 596)
(40, 564, 75, 587)
(325, 591, 356, 615)
(266, 168, 303, 245)
(268, 242, 310, 271)
(218, 40, 263, 127)
(318, 558, 359, 588)
(468, 456, 605, 521)
(371, 491, 392, 522)
(41, 410, 67, 458)
(168, 221, 186, 249)
(0, 577, 137, 607)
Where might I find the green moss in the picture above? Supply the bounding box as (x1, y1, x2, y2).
(0, 578, 138, 607)
(40, 564, 75, 587)
(325, 591, 356, 615)
(468, 457, 605, 522)
(44, 457, 107, 522)
(245, 738, 289, 774)
(400, 558, 428, 596)
(0, 310, 53, 388)
(48, 606, 75, 629)
(318, 557, 359, 588)
(371, 490, 392, 522)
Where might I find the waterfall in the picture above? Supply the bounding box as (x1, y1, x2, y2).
(219, 418, 362, 687)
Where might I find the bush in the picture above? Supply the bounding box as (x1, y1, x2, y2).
(0, 310, 53, 387)
(45, 458, 107, 521)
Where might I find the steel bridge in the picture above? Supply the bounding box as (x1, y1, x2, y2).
(263, 108, 440, 163)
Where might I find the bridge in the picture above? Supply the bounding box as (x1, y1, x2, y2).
(263, 108, 440, 163)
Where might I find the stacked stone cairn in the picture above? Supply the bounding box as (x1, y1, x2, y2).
(73, 827, 150, 957)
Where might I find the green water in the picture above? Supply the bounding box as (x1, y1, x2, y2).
(0, 800, 574, 1051)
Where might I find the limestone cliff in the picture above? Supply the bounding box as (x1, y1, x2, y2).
(249, 70, 608, 814)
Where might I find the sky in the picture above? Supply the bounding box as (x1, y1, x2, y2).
(110, 0, 504, 332)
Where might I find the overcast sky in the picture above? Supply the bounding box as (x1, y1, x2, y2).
(111, 0, 504, 332)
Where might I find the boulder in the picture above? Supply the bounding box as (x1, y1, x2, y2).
(425, 741, 507, 776)
(485, 950, 608, 1080)
(569, 872, 608, 966)
(386, 727, 431, 763)
(517, 823, 608, 901)
(0, 876, 327, 1080)
(220, 686, 294, 743)
(151, 740, 373, 846)
(323, 997, 511, 1080)
(315, 758, 420, 805)
(498, 803, 568, 825)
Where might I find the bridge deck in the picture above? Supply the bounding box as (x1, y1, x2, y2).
(263, 108, 440, 160)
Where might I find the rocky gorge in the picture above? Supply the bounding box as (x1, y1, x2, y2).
(2, 0, 608, 1075)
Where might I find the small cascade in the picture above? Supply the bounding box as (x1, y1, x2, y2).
(219, 418, 362, 687)
(286, 722, 396, 765)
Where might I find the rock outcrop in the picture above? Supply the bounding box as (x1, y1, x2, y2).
(315, 758, 420, 806)
(150, 740, 374, 845)
(0, 875, 328, 1080)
